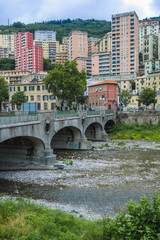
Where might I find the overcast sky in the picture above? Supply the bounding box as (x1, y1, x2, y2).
(0, 0, 160, 25)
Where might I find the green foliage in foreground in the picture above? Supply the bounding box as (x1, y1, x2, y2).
(0, 193, 160, 239)
(108, 123, 160, 141)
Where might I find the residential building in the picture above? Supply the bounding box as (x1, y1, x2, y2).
(143, 34, 158, 62)
(91, 52, 112, 77)
(68, 31, 88, 61)
(139, 20, 159, 52)
(15, 32, 43, 73)
(88, 37, 99, 57)
(88, 80, 118, 110)
(9, 72, 57, 111)
(111, 11, 139, 76)
(35, 30, 56, 41)
(55, 52, 68, 64)
(62, 36, 68, 45)
(0, 34, 15, 53)
(94, 32, 112, 53)
(0, 70, 31, 84)
(76, 57, 92, 76)
(0, 47, 9, 59)
(34, 39, 60, 62)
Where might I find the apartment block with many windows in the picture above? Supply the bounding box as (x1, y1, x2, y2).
(111, 11, 139, 76)
(15, 32, 43, 73)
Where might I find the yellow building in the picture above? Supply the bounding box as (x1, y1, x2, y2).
(33, 40, 60, 62)
(0, 70, 31, 84)
(95, 32, 112, 53)
(9, 72, 58, 111)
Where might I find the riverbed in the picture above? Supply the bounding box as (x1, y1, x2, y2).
(0, 140, 160, 219)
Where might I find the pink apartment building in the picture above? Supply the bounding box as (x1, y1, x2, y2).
(15, 32, 43, 73)
(68, 31, 88, 61)
(112, 11, 139, 76)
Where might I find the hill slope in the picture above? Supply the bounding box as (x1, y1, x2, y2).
(0, 19, 111, 42)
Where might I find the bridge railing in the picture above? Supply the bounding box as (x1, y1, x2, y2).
(87, 110, 100, 116)
(0, 113, 38, 125)
(55, 111, 79, 119)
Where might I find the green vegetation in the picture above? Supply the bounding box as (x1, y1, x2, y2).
(99, 143, 110, 149)
(0, 58, 15, 70)
(108, 123, 160, 141)
(0, 19, 111, 42)
(44, 61, 87, 109)
(10, 91, 27, 110)
(0, 77, 9, 110)
(137, 88, 157, 108)
(63, 159, 73, 165)
(121, 89, 132, 107)
(117, 141, 126, 147)
(0, 192, 160, 239)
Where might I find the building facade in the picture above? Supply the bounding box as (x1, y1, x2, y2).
(34, 39, 60, 62)
(15, 32, 43, 73)
(68, 31, 88, 61)
(0, 34, 15, 53)
(88, 80, 118, 110)
(35, 30, 56, 41)
(139, 20, 159, 53)
(111, 11, 139, 76)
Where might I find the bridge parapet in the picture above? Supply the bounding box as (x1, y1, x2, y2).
(0, 113, 38, 125)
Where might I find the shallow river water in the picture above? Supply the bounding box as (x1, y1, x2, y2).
(0, 140, 160, 219)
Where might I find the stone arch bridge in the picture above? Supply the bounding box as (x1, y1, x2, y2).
(0, 110, 116, 165)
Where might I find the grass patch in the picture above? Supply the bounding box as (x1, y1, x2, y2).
(63, 159, 73, 165)
(1, 193, 160, 239)
(117, 141, 126, 147)
(108, 123, 160, 141)
(99, 143, 110, 149)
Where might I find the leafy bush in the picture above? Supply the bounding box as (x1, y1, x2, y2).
(104, 192, 160, 240)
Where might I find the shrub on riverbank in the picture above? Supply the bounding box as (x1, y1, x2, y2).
(0, 193, 160, 239)
(108, 123, 160, 141)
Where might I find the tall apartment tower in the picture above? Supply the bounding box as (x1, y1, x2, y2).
(35, 30, 56, 41)
(112, 11, 139, 76)
(68, 31, 88, 61)
(15, 32, 43, 73)
(139, 20, 159, 52)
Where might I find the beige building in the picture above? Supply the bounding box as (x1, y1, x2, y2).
(91, 52, 111, 77)
(0, 70, 31, 84)
(112, 11, 139, 76)
(76, 57, 91, 76)
(95, 32, 112, 53)
(0, 34, 15, 53)
(55, 52, 68, 64)
(88, 37, 99, 57)
(139, 20, 159, 53)
(68, 31, 88, 61)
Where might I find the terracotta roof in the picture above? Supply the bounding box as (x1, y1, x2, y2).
(88, 80, 118, 87)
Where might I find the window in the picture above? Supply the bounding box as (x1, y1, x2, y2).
(96, 102, 98, 106)
(37, 95, 41, 101)
(29, 86, 35, 91)
(42, 85, 46, 90)
(10, 87, 15, 92)
(44, 102, 48, 110)
(99, 87, 102, 91)
(24, 86, 27, 91)
(43, 95, 48, 101)
(37, 85, 40, 91)
(96, 87, 98, 92)
(17, 87, 20, 92)
(96, 95, 98, 100)
(104, 86, 106, 90)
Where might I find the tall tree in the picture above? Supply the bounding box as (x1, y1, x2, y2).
(121, 90, 132, 106)
(0, 78, 9, 110)
(10, 91, 27, 110)
(44, 61, 87, 109)
(137, 88, 157, 109)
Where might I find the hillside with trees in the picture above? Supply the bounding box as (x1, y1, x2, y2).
(0, 19, 111, 42)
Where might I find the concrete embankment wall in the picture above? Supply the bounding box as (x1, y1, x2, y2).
(116, 111, 160, 125)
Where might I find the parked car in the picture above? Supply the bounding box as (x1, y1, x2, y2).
(89, 107, 95, 111)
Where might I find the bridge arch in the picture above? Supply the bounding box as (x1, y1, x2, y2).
(104, 120, 115, 132)
(0, 136, 45, 162)
(85, 122, 103, 141)
(51, 126, 82, 150)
